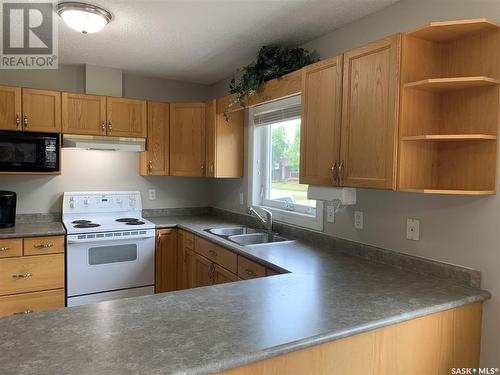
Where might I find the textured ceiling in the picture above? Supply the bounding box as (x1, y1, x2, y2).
(58, 0, 400, 84)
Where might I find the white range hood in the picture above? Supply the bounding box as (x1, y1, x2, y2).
(63, 134, 145, 152)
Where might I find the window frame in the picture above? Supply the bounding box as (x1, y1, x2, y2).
(247, 95, 324, 231)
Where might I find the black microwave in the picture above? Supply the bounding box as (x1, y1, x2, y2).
(0, 131, 60, 173)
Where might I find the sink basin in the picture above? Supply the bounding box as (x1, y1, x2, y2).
(228, 233, 289, 246)
(207, 227, 261, 236)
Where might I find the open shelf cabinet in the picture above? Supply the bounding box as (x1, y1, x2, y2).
(398, 19, 500, 195)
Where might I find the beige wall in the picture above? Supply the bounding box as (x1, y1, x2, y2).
(0, 65, 214, 213)
(210, 0, 500, 367)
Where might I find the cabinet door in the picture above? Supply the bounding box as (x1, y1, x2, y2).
(140, 101, 169, 176)
(106, 97, 147, 137)
(190, 251, 213, 288)
(340, 35, 400, 189)
(0, 85, 21, 131)
(62, 93, 106, 135)
(213, 264, 238, 285)
(300, 56, 343, 186)
(22, 88, 61, 133)
(155, 229, 177, 293)
(215, 109, 244, 178)
(205, 99, 216, 177)
(170, 103, 205, 176)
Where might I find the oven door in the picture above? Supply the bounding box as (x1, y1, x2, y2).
(0, 131, 59, 172)
(66, 231, 155, 298)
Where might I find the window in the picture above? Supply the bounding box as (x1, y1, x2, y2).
(248, 95, 323, 231)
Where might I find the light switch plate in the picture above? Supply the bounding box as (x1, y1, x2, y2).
(406, 218, 420, 241)
(354, 211, 363, 229)
(327, 206, 335, 223)
(148, 189, 156, 201)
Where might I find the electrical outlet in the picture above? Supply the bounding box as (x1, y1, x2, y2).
(406, 218, 420, 241)
(327, 206, 335, 223)
(239, 192, 244, 205)
(148, 189, 156, 201)
(354, 211, 363, 229)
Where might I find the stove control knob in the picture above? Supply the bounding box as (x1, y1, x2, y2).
(84, 199, 89, 206)
(69, 202, 75, 209)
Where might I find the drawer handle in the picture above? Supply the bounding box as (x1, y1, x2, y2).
(209, 250, 218, 257)
(245, 269, 257, 277)
(185, 239, 193, 245)
(14, 310, 34, 315)
(0, 247, 10, 251)
(33, 242, 54, 249)
(12, 273, 33, 279)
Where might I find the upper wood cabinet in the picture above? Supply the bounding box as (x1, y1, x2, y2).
(340, 35, 401, 189)
(170, 102, 205, 176)
(106, 97, 147, 138)
(22, 88, 61, 133)
(300, 56, 343, 186)
(0, 85, 21, 131)
(155, 228, 177, 293)
(205, 99, 244, 178)
(62, 93, 106, 136)
(140, 101, 170, 176)
(398, 19, 500, 195)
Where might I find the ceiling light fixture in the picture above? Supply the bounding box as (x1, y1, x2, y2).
(56, 2, 112, 34)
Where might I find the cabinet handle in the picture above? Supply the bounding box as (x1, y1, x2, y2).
(33, 242, 53, 249)
(15, 113, 20, 128)
(208, 263, 215, 280)
(148, 161, 153, 174)
(14, 310, 34, 315)
(210, 163, 214, 174)
(185, 239, 193, 246)
(12, 273, 33, 279)
(101, 121, 106, 133)
(23, 113, 28, 128)
(107, 120, 112, 133)
(338, 160, 345, 186)
(245, 269, 257, 277)
(208, 249, 218, 257)
(331, 161, 339, 185)
(0, 247, 10, 251)
(201, 162, 205, 175)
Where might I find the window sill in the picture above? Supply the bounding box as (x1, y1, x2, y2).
(255, 202, 324, 231)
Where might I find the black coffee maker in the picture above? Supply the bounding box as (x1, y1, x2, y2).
(0, 191, 16, 228)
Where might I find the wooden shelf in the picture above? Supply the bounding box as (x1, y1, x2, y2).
(404, 77, 499, 92)
(399, 188, 495, 196)
(407, 18, 500, 42)
(401, 134, 497, 141)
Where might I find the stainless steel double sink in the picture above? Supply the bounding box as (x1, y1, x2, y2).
(206, 227, 291, 246)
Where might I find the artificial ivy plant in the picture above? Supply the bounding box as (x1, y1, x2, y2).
(225, 46, 319, 120)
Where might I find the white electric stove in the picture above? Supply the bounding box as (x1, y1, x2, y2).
(63, 191, 156, 307)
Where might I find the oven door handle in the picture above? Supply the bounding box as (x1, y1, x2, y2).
(67, 235, 155, 244)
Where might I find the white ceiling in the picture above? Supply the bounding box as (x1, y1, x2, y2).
(58, 0, 400, 84)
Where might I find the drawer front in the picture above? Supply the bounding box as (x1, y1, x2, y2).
(195, 236, 237, 273)
(238, 256, 266, 280)
(0, 238, 23, 259)
(266, 268, 280, 276)
(0, 289, 65, 317)
(183, 231, 195, 250)
(24, 236, 65, 256)
(0, 254, 65, 296)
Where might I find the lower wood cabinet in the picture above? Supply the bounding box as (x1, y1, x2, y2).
(0, 235, 65, 318)
(0, 289, 64, 317)
(155, 229, 279, 293)
(155, 228, 178, 293)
